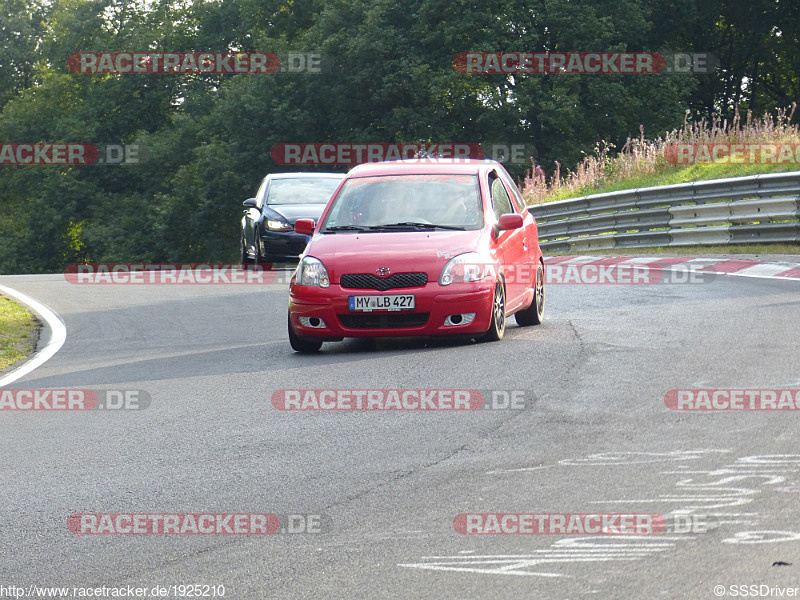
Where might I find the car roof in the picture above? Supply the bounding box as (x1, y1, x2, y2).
(267, 172, 345, 179)
(346, 158, 503, 178)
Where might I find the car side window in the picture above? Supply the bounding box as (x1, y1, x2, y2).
(489, 173, 513, 221)
(499, 169, 527, 213)
(255, 177, 269, 208)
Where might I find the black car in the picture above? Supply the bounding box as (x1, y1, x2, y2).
(241, 172, 345, 266)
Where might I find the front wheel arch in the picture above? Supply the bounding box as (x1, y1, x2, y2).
(478, 277, 506, 342)
(514, 259, 544, 326)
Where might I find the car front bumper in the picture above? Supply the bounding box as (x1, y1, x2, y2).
(289, 281, 495, 338)
(259, 231, 311, 261)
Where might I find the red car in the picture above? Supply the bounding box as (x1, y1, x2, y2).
(287, 159, 545, 352)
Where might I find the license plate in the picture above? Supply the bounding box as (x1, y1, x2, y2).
(349, 294, 415, 312)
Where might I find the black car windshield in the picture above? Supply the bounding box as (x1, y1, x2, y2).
(265, 177, 342, 205)
(320, 174, 483, 232)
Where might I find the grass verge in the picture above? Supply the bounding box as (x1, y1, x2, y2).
(0, 294, 40, 372)
(524, 104, 800, 204)
(552, 163, 800, 201)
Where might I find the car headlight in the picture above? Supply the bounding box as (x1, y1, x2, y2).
(439, 252, 491, 285)
(266, 219, 292, 232)
(296, 256, 330, 288)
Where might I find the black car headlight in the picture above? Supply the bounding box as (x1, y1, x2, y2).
(266, 219, 292, 232)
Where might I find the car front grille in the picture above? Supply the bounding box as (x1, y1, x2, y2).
(338, 312, 430, 329)
(339, 272, 427, 291)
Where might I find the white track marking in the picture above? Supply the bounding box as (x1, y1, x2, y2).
(0, 284, 67, 387)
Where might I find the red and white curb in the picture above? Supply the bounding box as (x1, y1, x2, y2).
(546, 256, 800, 281)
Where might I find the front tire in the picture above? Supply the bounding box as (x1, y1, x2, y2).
(479, 281, 506, 342)
(241, 238, 254, 267)
(253, 235, 267, 265)
(515, 261, 545, 326)
(288, 313, 323, 353)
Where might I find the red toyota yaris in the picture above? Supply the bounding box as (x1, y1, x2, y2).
(287, 159, 545, 352)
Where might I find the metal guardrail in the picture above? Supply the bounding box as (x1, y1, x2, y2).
(528, 172, 800, 251)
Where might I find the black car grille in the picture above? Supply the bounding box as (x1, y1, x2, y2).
(338, 313, 430, 329)
(340, 272, 427, 291)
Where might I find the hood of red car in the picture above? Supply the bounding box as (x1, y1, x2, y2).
(304, 230, 486, 282)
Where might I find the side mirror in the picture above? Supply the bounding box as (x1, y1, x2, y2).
(498, 213, 524, 230)
(242, 198, 258, 208)
(294, 218, 315, 236)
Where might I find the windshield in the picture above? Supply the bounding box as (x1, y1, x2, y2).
(265, 177, 342, 205)
(320, 174, 482, 231)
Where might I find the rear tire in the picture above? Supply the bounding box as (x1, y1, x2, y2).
(479, 281, 506, 342)
(288, 313, 323, 353)
(515, 261, 544, 326)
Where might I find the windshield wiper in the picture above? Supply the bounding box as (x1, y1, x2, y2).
(377, 222, 467, 231)
(324, 225, 374, 232)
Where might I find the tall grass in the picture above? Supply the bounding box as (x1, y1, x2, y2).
(522, 103, 799, 204)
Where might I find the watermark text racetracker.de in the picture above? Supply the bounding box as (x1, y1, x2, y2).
(665, 389, 800, 411)
(67, 52, 325, 75)
(664, 143, 800, 165)
(271, 389, 534, 411)
(544, 261, 713, 284)
(270, 142, 535, 165)
(453, 52, 717, 74)
(0, 144, 138, 165)
(451, 261, 714, 285)
(271, 143, 484, 165)
(0, 389, 150, 411)
(64, 264, 277, 284)
(67, 513, 327, 534)
(455, 513, 720, 535)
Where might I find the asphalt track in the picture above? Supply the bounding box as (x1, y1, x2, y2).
(1, 261, 799, 599)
